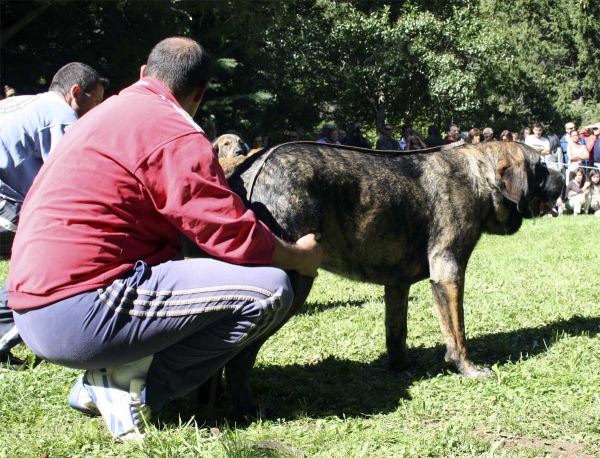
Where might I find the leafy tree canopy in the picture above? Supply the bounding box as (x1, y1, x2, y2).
(1, 0, 598, 141)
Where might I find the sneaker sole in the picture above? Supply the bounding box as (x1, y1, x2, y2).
(84, 369, 148, 438)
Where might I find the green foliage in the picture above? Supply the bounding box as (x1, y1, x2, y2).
(1, 0, 598, 141)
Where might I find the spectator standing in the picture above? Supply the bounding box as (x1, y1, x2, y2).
(376, 124, 399, 150)
(3, 85, 16, 98)
(566, 129, 589, 176)
(0, 63, 108, 369)
(248, 135, 263, 154)
(483, 127, 494, 142)
(201, 120, 217, 143)
(288, 131, 300, 142)
(499, 130, 513, 141)
(578, 122, 600, 166)
(524, 122, 550, 157)
(518, 126, 532, 143)
(444, 124, 460, 145)
(7, 37, 322, 439)
(316, 123, 335, 144)
(560, 121, 585, 156)
(345, 121, 371, 148)
(466, 128, 481, 144)
(406, 131, 427, 151)
(262, 133, 270, 149)
(330, 129, 342, 145)
(399, 124, 413, 150)
(593, 127, 600, 167)
(545, 133, 564, 172)
(338, 129, 347, 144)
(424, 124, 445, 147)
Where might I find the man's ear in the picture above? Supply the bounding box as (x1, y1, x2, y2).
(70, 85, 81, 99)
(140, 65, 147, 79)
(66, 84, 82, 111)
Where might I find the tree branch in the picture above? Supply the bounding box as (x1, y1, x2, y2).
(1, 4, 51, 47)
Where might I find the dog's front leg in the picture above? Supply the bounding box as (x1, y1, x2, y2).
(384, 283, 411, 370)
(429, 269, 493, 379)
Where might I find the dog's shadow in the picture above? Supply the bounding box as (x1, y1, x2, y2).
(158, 314, 600, 427)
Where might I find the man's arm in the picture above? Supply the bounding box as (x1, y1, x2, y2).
(525, 137, 547, 154)
(272, 233, 324, 277)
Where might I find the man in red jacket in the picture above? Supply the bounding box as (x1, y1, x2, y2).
(8, 37, 323, 439)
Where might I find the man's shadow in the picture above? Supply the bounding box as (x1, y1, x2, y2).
(158, 314, 600, 427)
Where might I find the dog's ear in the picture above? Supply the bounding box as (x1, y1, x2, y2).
(213, 138, 221, 154)
(496, 157, 530, 213)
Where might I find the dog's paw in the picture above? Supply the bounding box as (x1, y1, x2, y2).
(386, 352, 419, 372)
(465, 366, 495, 380)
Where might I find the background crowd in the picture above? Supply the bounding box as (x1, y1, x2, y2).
(172, 108, 600, 218)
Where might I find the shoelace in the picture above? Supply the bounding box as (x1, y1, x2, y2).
(128, 399, 151, 433)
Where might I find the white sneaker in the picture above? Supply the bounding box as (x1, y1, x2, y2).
(68, 375, 99, 416)
(83, 368, 151, 439)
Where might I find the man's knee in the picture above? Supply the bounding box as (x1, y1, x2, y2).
(270, 267, 294, 313)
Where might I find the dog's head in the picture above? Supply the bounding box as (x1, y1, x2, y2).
(213, 134, 246, 159)
(482, 142, 564, 235)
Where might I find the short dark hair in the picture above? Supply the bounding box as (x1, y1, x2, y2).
(533, 121, 543, 129)
(145, 37, 212, 99)
(49, 62, 109, 96)
(428, 124, 440, 136)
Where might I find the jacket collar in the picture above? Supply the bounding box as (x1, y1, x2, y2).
(127, 77, 182, 109)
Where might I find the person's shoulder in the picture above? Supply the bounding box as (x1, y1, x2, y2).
(0, 93, 45, 114)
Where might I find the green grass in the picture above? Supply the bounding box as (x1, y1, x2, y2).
(1, 216, 599, 457)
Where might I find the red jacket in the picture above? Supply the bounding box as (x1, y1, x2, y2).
(8, 78, 276, 310)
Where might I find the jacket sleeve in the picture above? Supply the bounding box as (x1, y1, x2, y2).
(134, 132, 276, 265)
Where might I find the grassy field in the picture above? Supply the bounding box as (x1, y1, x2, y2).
(1, 216, 599, 457)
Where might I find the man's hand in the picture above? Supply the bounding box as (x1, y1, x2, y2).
(272, 233, 324, 277)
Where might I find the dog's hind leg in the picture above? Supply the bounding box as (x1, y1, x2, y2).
(384, 283, 412, 371)
(224, 273, 315, 418)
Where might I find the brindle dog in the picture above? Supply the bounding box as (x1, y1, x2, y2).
(221, 141, 564, 416)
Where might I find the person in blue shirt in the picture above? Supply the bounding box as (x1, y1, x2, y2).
(0, 62, 108, 369)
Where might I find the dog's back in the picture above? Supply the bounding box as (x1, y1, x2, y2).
(228, 143, 482, 284)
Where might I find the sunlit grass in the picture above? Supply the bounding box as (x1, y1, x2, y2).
(1, 216, 599, 457)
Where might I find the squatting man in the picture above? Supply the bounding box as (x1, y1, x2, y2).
(8, 37, 323, 439)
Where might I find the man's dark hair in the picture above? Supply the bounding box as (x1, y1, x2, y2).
(145, 37, 212, 99)
(401, 124, 412, 133)
(533, 121, 543, 129)
(428, 124, 440, 136)
(49, 63, 109, 96)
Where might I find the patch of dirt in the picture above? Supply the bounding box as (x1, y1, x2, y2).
(473, 424, 595, 458)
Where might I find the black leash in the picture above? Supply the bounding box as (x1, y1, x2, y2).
(246, 141, 460, 202)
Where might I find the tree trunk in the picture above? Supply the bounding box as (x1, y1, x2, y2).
(1, 4, 50, 47)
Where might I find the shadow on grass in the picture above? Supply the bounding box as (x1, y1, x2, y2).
(296, 295, 424, 315)
(296, 298, 382, 315)
(158, 314, 600, 428)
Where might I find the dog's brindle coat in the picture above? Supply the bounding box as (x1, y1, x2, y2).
(222, 141, 564, 415)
